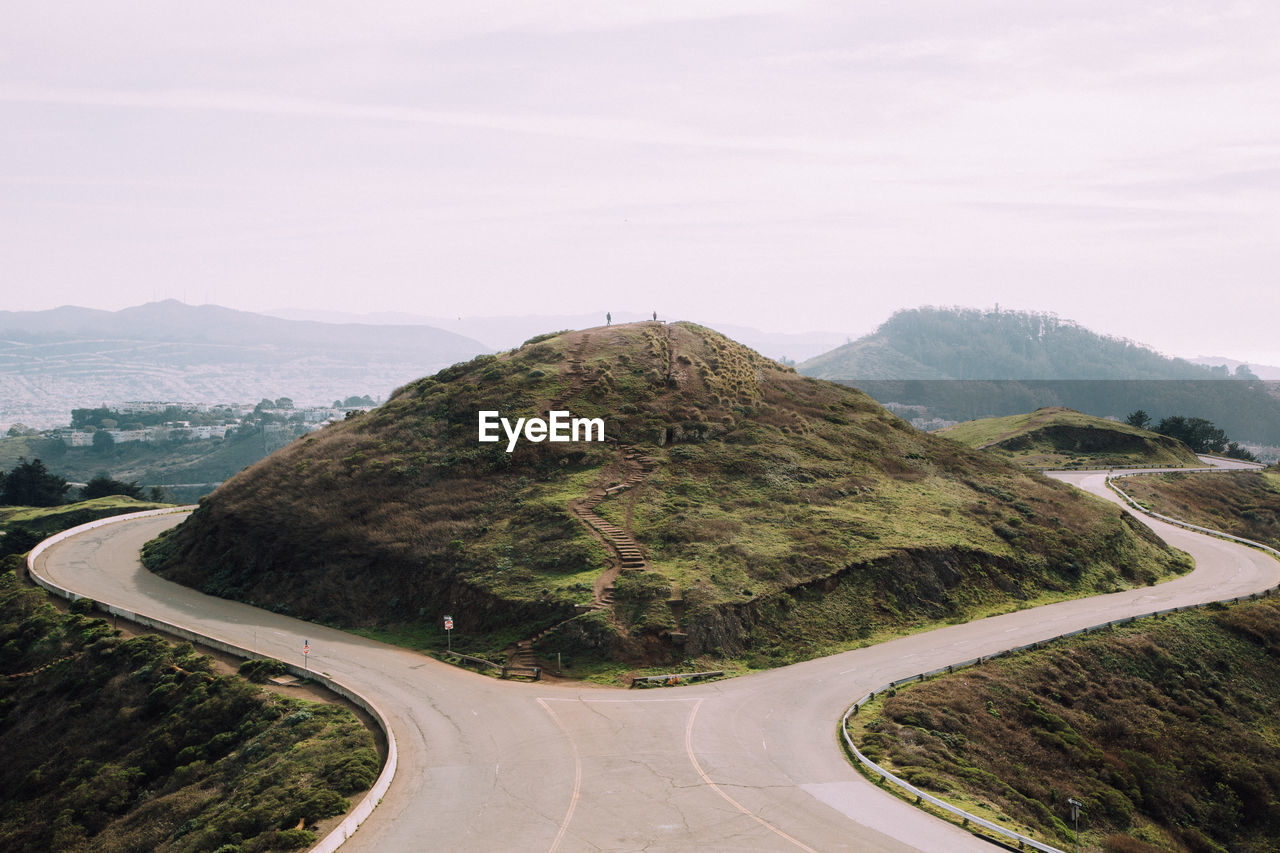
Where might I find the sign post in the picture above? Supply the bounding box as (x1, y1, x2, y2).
(1068, 797, 1083, 853)
(443, 616, 453, 652)
(303, 639, 310, 672)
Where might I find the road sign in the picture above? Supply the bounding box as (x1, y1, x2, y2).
(444, 616, 453, 630)
(303, 640, 310, 655)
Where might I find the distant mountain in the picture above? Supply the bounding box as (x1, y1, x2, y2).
(266, 308, 851, 362)
(0, 301, 489, 428)
(799, 307, 1218, 380)
(1190, 356, 1280, 381)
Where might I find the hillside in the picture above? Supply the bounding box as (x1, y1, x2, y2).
(0, 431, 292, 504)
(799, 307, 1218, 380)
(0, 300, 489, 430)
(1, 497, 170, 557)
(1119, 467, 1280, 550)
(143, 322, 1187, 676)
(847, 598, 1280, 852)
(0, 561, 377, 853)
(938, 408, 1202, 469)
(795, 308, 1280, 447)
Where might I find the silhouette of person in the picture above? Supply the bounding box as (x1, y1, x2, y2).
(652, 311, 657, 322)
(607, 312, 611, 326)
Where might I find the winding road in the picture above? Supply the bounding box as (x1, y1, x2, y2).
(29, 460, 1278, 852)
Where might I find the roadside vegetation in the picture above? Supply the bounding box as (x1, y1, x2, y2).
(144, 323, 1190, 679)
(846, 599, 1280, 852)
(0, 560, 378, 852)
(1, 494, 171, 559)
(1119, 467, 1280, 551)
(938, 407, 1201, 469)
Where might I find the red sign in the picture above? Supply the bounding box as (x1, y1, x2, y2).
(303, 640, 310, 655)
(444, 618, 454, 631)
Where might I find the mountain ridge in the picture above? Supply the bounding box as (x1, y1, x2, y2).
(799, 307, 1220, 380)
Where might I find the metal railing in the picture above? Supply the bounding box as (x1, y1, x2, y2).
(26, 508, 398, 853)
(631, 669, 724, 688)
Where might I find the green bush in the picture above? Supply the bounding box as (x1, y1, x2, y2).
(237, 658, 288, 683)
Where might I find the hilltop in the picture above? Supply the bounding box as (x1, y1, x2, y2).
(938, 407, 1202, 469)
(144, 322, 1186, 676)
(799, 307, 1217, 380)
(796, 307, 1280, 447)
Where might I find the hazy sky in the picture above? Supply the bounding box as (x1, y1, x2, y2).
(4, 2, 1279, 363)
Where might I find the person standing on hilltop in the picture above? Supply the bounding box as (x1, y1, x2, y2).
(652, 311, 657, 322)
(606, 312, 611, 326)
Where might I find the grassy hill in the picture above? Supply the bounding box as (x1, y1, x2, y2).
(847, 598, 1280, 852)
(143, 322, 1188, 677)
(799, 307, 1219, 380)
(0, 561, 377, 853)
(1, 497, 172, 559)
(793, 307, 1280, 447)
(937, 408, 1202, 469)
(0, 496, 170, 535)
(1119, 467, 1280, 550)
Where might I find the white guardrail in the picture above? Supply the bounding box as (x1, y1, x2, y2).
(26, 507, 397, 853)
(841, 466, 1280, 853)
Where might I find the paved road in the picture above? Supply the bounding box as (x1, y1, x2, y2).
(31, 466, 1279, 852)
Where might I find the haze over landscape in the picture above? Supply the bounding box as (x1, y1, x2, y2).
(8, 5, 1280, 853)
(3, 2, 1279, 365)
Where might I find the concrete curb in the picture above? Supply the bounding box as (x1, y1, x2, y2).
(26, 507, 398, 853)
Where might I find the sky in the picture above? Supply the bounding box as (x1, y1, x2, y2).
(3, 2, 1279, 364)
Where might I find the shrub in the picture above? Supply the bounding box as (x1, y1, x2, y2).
(238, 658, 288, 683)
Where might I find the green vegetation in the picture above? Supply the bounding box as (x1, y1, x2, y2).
(846, 598, 1280, 852)
(938, 408, 1202, 468)
(0, 496, 171, 559)
(144, 322, 1188, 678)
(0, 561, 378, 852)
(799, 307, 1220, 381)
(1121, 467, 1280, 550)
(0, 426, 309, 505)
(794, 308, 1280, 447)
(1, 457, 71, 506)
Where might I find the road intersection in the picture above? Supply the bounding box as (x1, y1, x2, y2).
(30, 463, 1278, 851)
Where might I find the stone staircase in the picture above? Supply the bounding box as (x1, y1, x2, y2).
(574, 450, 658, 577)
(504, 446, 660, 671)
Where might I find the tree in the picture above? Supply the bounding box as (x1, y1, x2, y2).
(1235, 364, 1259, 380)
(1, 458, 70, 507)
(274, 397, 294, 410)
(1156, 416, 1228, 454)
(1224, 442, 1258, 462)
(81, 473, 145, 500)
(92, 429, 115, 454)
(0, 524, 42, 558)
(1125, 410, 1151, 429)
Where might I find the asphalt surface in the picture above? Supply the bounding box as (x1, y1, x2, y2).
(31, 464, 1280, 852)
